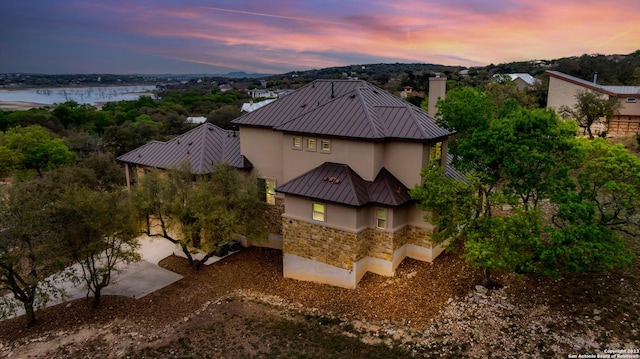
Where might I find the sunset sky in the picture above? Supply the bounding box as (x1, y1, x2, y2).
(1, 0, 638, 75)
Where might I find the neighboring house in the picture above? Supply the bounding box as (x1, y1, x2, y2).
(248, 88, 294, 99)
(186, 116, 207, 124)
(493, 73, 539, 90)
(248, 88, 278, 99)
(546, 70, 640, 136)
(241, 99, 276, 113)
(232, 79, 455, 288)
(116, 123, 251, 189)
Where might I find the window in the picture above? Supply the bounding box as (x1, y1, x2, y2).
(265, 179, 276, 205)
(627, 98, 637, 103)
(292, 136, 302, 149)
(430, 141, 442, 163)
(312, 203, 326, 221)
(376, 208, 387, 229)
(306, 138, 316, 151)
(320, 139, 331, 153)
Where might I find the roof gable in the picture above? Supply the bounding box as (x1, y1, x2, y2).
(233, 79, 452, 141)
(116, 123, 251, 174)
(275, 162, 411, 207)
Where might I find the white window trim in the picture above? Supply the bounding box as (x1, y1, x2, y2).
(312, 202, 326, 222)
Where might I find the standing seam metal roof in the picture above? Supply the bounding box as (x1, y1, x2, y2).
(116, 123, 251, 174)
(275, 162, 412, 207)
(232, 80, 452, 141)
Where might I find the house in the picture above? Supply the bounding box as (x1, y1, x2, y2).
(241, 99, 276, 113)
(493, 73, 539, 90)
(231, 78, 455, 288)
(248, 88, 278, 99)
(546, 70, 640, 136)
(116, 123, 251, 189)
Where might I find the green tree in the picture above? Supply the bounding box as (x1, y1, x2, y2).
(132, 164, 267, 268)
(559, 90, 622, 138)
(54, 187, 140, 307)
(0, 180, 68, 327)
(414, 87, 634, 285)
(0, 125, 75, 178)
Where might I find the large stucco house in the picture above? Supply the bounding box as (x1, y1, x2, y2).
(546, 70, 640, 136)
(119, 77, 458, 288)
(231, 77, 458, 288)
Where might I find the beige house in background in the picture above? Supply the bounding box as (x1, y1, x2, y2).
(232, 78, 459, 288)
(546, 70, 640, 136)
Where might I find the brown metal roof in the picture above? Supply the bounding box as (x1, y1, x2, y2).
(116, 123, 251, 174)
(232, 80, 452, 141)
(275, 162, 412, 207)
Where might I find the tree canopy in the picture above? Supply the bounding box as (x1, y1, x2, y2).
(412, 86, 636, 285)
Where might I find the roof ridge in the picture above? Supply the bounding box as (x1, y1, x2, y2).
(355, 87, 385, 139)
(274, 85, 365, 130)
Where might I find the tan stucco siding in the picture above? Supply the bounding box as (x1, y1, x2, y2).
(284, 196, 357, 230)
(619, 99, 640, 116)
(283, 135, 378, 182)
(240, 127, 284, 183)
(382, 141, 424, 187)
(547, 76, 585, 110)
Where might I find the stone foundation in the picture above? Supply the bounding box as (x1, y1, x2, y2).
(282, 218, 443, 288)
(265, 197, 284, 235)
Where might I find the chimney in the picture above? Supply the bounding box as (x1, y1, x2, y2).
(428, 74, 447, 118)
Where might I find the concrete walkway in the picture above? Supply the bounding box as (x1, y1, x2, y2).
(2, 235, 247, 320)
(3, 236, 184, 319)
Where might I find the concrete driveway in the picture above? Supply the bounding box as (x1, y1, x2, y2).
(3, 236, 184, 319)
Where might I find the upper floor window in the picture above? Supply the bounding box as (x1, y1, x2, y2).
(320, 139, 331, 153)
(430, 141, 442, 163)
(312, 203, 326, 221)
(306, 138, 316, 151)
(292, 136, 302, 149)
(376, 208, 387, 229)
(265, 179, 276, 205)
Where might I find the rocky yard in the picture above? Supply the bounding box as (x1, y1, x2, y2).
(0, 244, 638, 358)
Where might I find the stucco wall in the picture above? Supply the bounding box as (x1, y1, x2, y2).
(240, 127, 284, 183)
(283, 134, 378, 182)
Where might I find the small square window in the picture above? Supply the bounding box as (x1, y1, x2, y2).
(312, 203, 325, 221)
(306, 138, 316, 151)
(265, 179, 276, 205)
(293, 136, 302, 149)
(376, 208, 387, 229)
(320, 139, 331, 152)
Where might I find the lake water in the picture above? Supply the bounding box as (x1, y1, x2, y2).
(0, 85, 157, 106)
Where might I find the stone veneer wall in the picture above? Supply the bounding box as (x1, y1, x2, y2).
(265, 197, 284, 235)
(283, 218, 436, 273)
(283, 219, 359, 270)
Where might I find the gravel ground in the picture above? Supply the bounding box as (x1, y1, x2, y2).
(0, 246, 638, 358)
